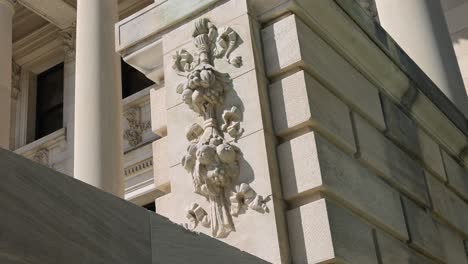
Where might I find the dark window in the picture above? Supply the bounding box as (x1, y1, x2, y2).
(143, 201, 156, 212)
(35, 63, 64, 139)
(121, 59, 154, 98)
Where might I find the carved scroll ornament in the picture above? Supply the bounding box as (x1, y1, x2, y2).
(173, 18, 267, 238)
(123, 107, 151, 147)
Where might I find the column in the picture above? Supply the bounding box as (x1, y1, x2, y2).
(0, 0, 15, 149)
(74, 0, 124, 197)
(374, 0, 468, 116)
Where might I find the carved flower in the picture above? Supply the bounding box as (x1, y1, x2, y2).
(229, 183, 256, 216)
(222, 106, 241, 130)
(186, 203, 210, 230)
(248, 195, 268, 213)
(229, 56, 242, 68)
(222, 106, 244, 141)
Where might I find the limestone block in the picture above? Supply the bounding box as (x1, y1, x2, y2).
(296, 0, 412, 103)
(354, 113, 429, 205)
(270, 70, 356, 153)
(262, 14, 385, 130)
(164, 13, 257, 110)
(442, 150, 468, 200)
(382, 97, 446, 181)
(287, 198, 378, 264)
(150, 87, 167, 137)
(401, 197, 444, 262)
(375, 230, 437, 264)
(152, 137, 169, 193)
(438, 222, 468, 264)
(278, 132, 407, 239)
(426, 173, 468, 236)
(410, 92, 468, 157)
(166, 70, 266, 167)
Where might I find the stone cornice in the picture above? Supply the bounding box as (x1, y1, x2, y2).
(13, 23, 62, 67)
(0, 0, 16, 13)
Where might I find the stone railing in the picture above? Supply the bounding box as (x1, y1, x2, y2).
(14, 128, 70, 174)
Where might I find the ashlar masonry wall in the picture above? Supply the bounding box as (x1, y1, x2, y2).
(264, 7, 468, 264)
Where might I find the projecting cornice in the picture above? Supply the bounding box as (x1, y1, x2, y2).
(18, 0, 75, 29)
(13, 23, 63, 71)
(0, 0, 16, 12)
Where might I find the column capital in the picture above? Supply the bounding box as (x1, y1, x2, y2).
(0, 0, 17, 13)
(58, 24, 76, 62)
(11, 61, 21, 100)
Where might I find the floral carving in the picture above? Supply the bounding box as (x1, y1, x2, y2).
(123, 107, 150, 147)
(11, 62, 21, 100)
(32, 148, 49, 167)
(185, 203, 211, 230)
(59, 25, 76, 62)
(174, 18, 267, 238)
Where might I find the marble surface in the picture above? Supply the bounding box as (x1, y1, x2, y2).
(0, 148, 269, 264)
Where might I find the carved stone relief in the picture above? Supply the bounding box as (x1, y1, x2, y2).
(173, 18, 268, 238)
(123, 106, 151, 147)
(32, 148, 50, 167)
(11, 62, 21, 100)
(59, 25, 76, 62)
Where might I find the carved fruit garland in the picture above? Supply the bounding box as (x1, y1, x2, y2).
(173, 18, 267, 238)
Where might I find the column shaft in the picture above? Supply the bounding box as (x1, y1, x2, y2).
(74, 0, 124, 196)
(0, 0, 15, 149)
(375, 0, 468, 116)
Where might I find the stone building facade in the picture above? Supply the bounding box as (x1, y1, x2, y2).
(2, 0, 468, 263)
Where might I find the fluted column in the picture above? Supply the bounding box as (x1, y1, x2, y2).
(0, 0, 15, 149)
(374, 0, 468, 116)
(74, 0, 124, 196)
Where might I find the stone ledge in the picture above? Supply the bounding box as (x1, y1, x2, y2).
(14, 128, 67, 156)
(0, 148, 269, 264)
(287, 198, 378, 264)
(333, 0, 468, 153)
(278, 132, 408, 240)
